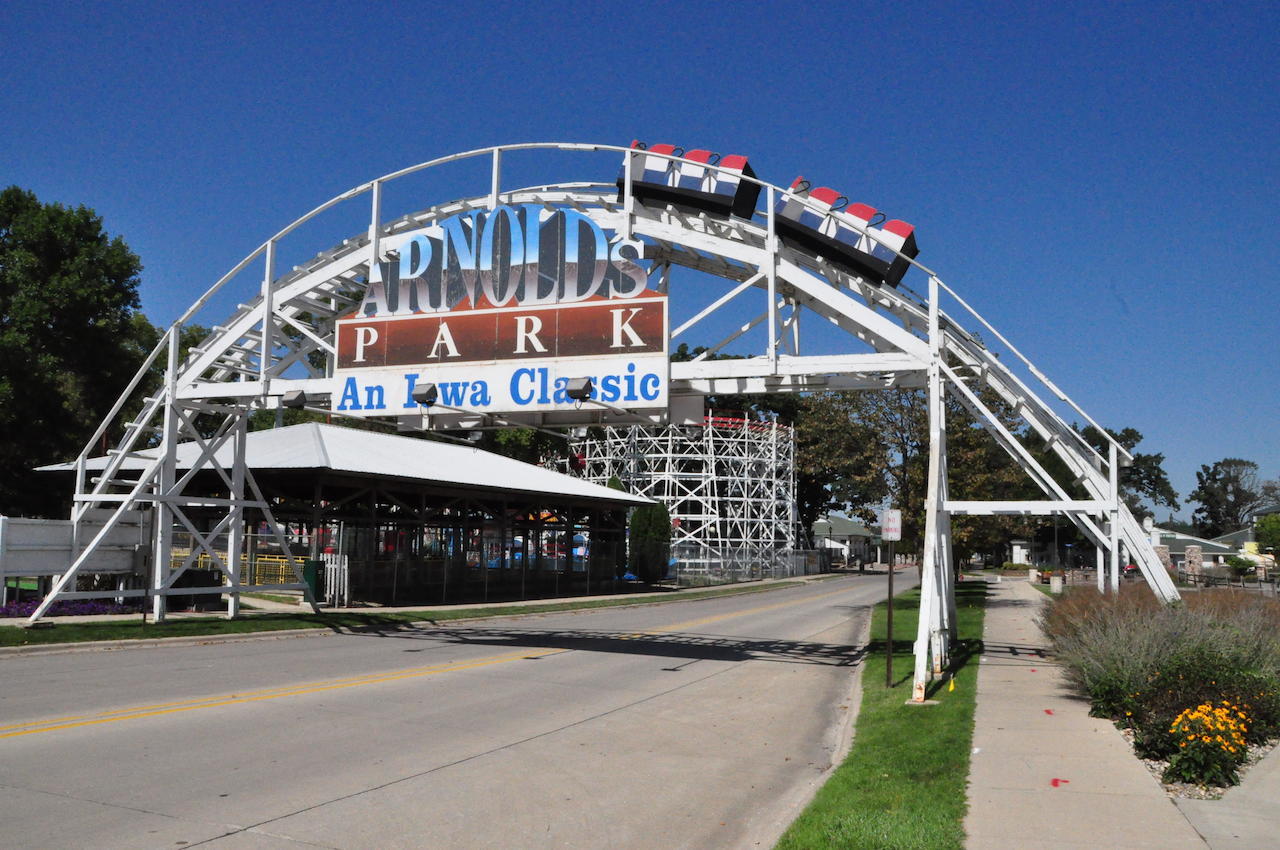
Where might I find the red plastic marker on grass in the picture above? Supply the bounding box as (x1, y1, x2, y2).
(1051, 778, 1069, 788)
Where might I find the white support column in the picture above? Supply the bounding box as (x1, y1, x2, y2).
(790, 302, 801, 355)
(928, 381, 950, 676)
(766, 185, 779, 369)
(621, 150, 634, 240)
(152, 326, 181, 622)
(489, 148, 502, 209)
(259, 241, 276, 388)
(913, 275, 949, 700)
(913, 550, 940, 701)
(225, 410, 247, 618)
(367, 179, 384, 289)
(1109, 443, 1121, 592)
(71, 454, 86, 550)
(1096, 542, 1105, 592)
(938, 420, 956, 655)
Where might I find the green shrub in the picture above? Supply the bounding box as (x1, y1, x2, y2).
(1002, 562, 1032, 571)
(1041, 584, 1280, 784)
(1226, 555, 1255, 578)
(628, 499, 671, 584)
(1126, 650, 1280, 757)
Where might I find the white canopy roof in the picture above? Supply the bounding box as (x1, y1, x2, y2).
(42, 423, 649, 507)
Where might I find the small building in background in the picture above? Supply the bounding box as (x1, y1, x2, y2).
(812, 514, 876, 567)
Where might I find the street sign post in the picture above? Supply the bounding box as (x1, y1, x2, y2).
(882, 509, 901, 687)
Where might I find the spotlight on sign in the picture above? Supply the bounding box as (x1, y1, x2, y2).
(565, 377, 594, 401)
(411, 383, 440, 407)
(618, 140, 761, 219)
(281, 390, 308, 409)
(773, 176, 919, 287)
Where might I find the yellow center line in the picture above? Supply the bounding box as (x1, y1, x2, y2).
(5, 581, 857, 740)
(0, 648, 561, 739)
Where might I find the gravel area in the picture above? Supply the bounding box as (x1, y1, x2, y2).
(1119, 727, 1277, 800)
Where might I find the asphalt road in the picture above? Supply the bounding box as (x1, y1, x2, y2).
(0, 572, 909, 850)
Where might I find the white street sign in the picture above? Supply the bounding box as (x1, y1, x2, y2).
(882, 509, 902, 542)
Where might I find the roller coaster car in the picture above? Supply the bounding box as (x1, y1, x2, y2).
(617, 141, 761, 220)
(773, 177, 919, 287)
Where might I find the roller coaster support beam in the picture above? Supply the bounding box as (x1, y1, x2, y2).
(913, 276, 955, 702)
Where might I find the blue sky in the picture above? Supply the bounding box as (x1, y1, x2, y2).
(4, 0, 1277, 517)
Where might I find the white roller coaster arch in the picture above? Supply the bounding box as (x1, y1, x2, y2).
(33, 142, 1177, 701)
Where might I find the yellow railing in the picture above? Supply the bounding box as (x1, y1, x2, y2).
(169, 552, 300, 585)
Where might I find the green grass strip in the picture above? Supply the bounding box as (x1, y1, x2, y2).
(776, 580, 988, 850)
(0, 579, 811, 648)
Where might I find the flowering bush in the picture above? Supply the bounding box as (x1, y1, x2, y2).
(1162, 701, 1249, 786)
(1042, 585, 1280, 786)
(1123, 651, 1278, 758)
(0, 599, 139, 618)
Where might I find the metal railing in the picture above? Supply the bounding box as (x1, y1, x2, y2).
(1176, 568, 1277, 595)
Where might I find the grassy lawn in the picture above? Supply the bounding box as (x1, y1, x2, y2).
(0, 579, 810, 648)
(776, 580, 988, 850)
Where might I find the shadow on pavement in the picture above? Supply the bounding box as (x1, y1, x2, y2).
(339, 622, 871, 668)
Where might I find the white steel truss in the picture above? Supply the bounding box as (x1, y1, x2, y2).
(571, 417, 797, 572)
(33, 142, 1175, 702)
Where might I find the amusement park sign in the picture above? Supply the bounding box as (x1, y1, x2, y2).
(333, 205, 667, 416)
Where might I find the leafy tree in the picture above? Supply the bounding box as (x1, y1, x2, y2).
(844, 388, 929, 548)
(1080, 426, 1179, 520)
(1260, 480, 1280, 514)
(946, 391, 1041, 563)
(1189, 458, 1263, 538)
(1160, 516, 1198, 536)
(0, 187, 155, 517)
(604, 474, 669, 582)
(480, 426, 565, 465)
(792, 393, 887, 543)
(628, 498, 671, 583)
(795, 383, 1037, 561)
(1255, 514, 1280, 561)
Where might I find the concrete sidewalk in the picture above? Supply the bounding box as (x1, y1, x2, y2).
(1176, 740, 1280, 848)
(965, 577, 1217, 849)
